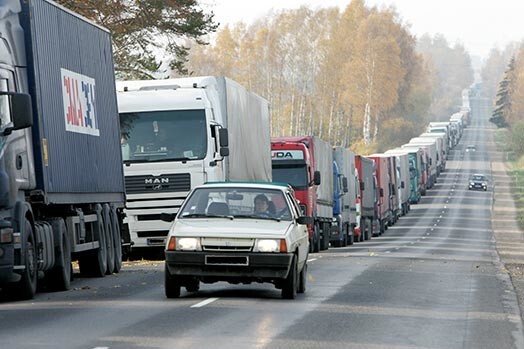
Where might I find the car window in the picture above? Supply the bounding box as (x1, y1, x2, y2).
(178, 187, 292, 221)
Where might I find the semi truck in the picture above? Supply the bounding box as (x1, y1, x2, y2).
(366, 155, 391, 235)
(117, 77, 272, 251)
(355, 155, 377, 241)
(383, 150, 411, 215)
(272, 136, 333, 252)
(331, 147, 357, 247)
(0, 0, 125, 299)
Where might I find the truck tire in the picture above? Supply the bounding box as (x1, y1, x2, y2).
(102, 204, 115, 275)
(282, 255, 297, 299)
(47, 218, 71, 291)
(79, 211, 107, 277)
(347, 223, 354, 245)
(312, 224, 320, 253)
(110, 206, 122, 273)
(165, 265, 181, 298)
(320, 223, 330, 250)
(7, 219, 37, 300)
(298, 261, 307, 294)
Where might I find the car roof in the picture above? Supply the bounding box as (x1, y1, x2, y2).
(196, 182, 292, 191)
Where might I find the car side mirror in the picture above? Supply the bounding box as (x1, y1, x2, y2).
(297, 216, 313, 225)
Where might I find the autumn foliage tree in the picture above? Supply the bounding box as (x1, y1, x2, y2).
(185, 0, 470, 153)
(56, 0, 217, 79)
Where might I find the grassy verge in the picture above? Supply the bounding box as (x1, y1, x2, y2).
(494, 128, 524, 230)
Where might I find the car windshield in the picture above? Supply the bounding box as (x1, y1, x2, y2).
(471, 175, 485, 181)
(178, 187, 293, 221)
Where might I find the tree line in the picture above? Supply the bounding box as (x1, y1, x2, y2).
(57, 0, 473, 154)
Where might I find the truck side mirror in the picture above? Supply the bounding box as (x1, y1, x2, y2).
(0, 92, 33, 133)
(380, 188, 384, 197)
(342, 177, 348, 193)
(360, 181, 365, 191)
(401, 181, 405, 189)
(311, 170, 321, 186)
(297, 216, 313, 225)
(218, 128, 229, 147)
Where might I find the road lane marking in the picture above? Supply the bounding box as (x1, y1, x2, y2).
(191, 298, 219, 308)
(308, 258, 318, 262)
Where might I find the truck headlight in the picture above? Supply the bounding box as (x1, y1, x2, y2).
(470, 182, 475, 186)
(176, 237, 201, 251)
(256, 239, 282, 253)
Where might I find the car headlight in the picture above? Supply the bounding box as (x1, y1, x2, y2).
(176, 237, 201, 251)
(256, 239, 285, 253)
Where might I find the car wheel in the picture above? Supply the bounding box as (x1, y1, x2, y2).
(298, 261, 307, 294)
(282, 255, 298, 299)
(165, 265, 181, 298)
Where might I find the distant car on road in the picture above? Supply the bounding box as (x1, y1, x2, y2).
(466, 145, 476, 152)
(162, 182, 311, 299)
(468, 173, 487, 191)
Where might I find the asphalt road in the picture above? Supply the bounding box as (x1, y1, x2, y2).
(1, 101, 523, 349)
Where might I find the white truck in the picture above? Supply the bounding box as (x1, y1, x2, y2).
(116, 77, 272, 251)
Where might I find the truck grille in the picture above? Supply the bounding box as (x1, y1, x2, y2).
(125, 173, 190, 194)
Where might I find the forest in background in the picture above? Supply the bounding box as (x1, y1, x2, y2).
(184, 0, 473, 153)
(55, 0, 476, 154)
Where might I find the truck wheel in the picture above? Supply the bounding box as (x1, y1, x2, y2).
(79, 213, 107, 277)
(9, 219, 38, 300)
(347, 224, 354, 245)
(298, 261, 307, 294)
(102, 204, 115, 275)
(110, 207, 122, 273)
(47, 218, 71, 291)
(165, 265, 181, 298)
(320, 223, 330, 251)
(282, 255, 297, 299)
(312, 224, 320, 253)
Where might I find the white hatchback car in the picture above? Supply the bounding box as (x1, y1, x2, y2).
(162, 182, 311, 299)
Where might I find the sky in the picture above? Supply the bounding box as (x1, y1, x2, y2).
(203, 0, 524, 61)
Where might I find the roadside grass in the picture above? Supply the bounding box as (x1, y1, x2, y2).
(494, 129, 524, 230)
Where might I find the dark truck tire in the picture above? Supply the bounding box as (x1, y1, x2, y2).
(110, 206, 122, 273)
(6, 219, 37, 300)
(102, 204, 115, 275)
(47, 218, 72, 291)
(79, 210, 107, 277)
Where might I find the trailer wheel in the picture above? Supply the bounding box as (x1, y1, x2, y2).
(110, 206, 122, 273)
(79, 211, 107, 277)
(47, 218, 71, 291)
(320, 223, 330, 250)
(165, 265, 181, 298)
(282, 255, 298, 299)
(102, 204, 115, 275)
(7, 219, 37, 300)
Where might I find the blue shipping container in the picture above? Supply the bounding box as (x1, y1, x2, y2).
(20, 0, 124, 205)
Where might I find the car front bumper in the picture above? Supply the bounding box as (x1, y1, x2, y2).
(165, 251, 294, 281)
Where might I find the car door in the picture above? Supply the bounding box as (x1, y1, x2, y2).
(285, 191, 308, 266)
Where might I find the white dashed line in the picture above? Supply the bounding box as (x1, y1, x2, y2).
(191, 298, 219, 308)
(308, 258, 318, 262)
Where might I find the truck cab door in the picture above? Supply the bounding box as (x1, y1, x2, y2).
(0, 69, 35, 195)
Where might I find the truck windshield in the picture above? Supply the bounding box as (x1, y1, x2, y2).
(119, 109, 207, 162)
(272, 165, 308, 190)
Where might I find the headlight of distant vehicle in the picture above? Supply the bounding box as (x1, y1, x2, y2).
(470, 182, 475, 186)
(166, 237, 201, 251)
(255, 239, 287, 253)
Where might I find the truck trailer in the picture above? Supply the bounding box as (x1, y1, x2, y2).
(117, 77, 272, 251)
(0, 0, 126, 299)
(272, 137, 333, 252)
